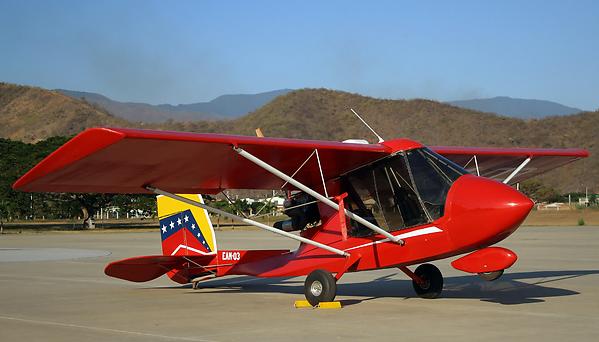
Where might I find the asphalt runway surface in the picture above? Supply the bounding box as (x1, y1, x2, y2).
(1, 226, 598, 341)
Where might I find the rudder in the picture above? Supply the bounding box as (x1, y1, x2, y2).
(157, 194, 218, 256)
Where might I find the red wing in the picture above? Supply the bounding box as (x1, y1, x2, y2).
(13, 127, 389, 194)
(432, 146, 589, 184)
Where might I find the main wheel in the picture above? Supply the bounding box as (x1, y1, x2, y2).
(478, 270, 504, 281)
(304, 269, 337, 306)
(412, 263, 443, 299)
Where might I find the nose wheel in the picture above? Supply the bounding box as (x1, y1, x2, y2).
(410, 264, 444, 299)
(478, 270, 504, 281)
(304, 269, 337, 306)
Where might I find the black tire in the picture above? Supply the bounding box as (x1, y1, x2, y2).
(478, 270, 504, 281)
(412, 264, 443, 299)
(304, 269, 337, 306)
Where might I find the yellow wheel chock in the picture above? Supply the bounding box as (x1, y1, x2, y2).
(294, 300, 342, 309)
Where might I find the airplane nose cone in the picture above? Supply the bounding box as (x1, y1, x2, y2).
(445, 175, 534, 248)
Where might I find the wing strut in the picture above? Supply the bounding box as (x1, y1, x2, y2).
(233, 146, 404, 244)
(503, 157, 531, 184)
(146, 186, 349, 257)
(474, 155, 480, 176)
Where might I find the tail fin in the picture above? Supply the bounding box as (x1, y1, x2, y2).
(157, 194, 218, 256)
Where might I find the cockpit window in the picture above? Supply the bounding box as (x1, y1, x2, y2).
(341, 148, 467, 236)
(405, 150, 450, 220)
(420, 148, 467, 182)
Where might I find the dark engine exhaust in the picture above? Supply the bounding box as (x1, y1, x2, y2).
(274, 192, 320, 232)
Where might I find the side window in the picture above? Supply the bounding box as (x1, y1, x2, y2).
(387, 155, 430, 227)
(372, 165, 405, 230)
(342, 153, 431, 237)
(343, 168, 389, 237)
(405, 150, 451, 220)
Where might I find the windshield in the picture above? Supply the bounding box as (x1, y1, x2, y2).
(341, 148, 467, 236)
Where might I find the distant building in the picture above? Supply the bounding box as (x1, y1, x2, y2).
(256, 196, 286, 209)
(537, 202, 570, 210)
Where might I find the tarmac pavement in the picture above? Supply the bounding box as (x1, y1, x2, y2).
(0, 226, 598, 341)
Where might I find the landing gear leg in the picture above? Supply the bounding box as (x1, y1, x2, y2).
(400, 264, 443, 299)
(304, 269, 337, 306)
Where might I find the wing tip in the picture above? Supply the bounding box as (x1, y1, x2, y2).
(13, 127, 127, 192)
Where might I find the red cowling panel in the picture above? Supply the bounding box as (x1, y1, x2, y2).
(432, 146, 589, 184)
(451, 247, 518, 273)
(14, 127, 392, 194)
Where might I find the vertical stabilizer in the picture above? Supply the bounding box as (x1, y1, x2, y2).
(157, 194, 218, 256)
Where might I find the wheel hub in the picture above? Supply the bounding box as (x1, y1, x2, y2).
(310, 280, 323, 296)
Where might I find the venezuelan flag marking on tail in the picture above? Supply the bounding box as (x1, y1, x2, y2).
(157, 194, 217, 256)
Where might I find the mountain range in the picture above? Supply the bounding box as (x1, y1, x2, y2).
(57, 89, 292, 123)
(1, 82, 596, 192)
(447, 96, 583, 119)
(57, 89, 584, 122)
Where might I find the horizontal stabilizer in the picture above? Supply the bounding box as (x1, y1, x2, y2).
(105, 255, 214, 282)
(105, 255, 185, 282)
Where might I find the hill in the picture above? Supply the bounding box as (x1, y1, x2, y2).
(1, 84, 596, 192)
(156, 89, 292, 118)
(0, 83, 130, 143)
(447, 96, 583, 119)
(58, 88, 292, 122)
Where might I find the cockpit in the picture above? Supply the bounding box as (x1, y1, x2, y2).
(341, 148, 468, 237)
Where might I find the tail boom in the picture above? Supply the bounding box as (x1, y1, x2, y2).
(105, 249, 292, 284)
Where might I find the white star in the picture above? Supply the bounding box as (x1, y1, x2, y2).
(169, 221, 174, 229)
(191, 223, 196, 230)
(184, 215, 189, 222)
(177, 218, 182, 226)
(161, 225, 167, 233)
(197, 233, 201, 238)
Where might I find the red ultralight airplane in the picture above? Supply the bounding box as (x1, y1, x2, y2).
(13, 127, 588, 305)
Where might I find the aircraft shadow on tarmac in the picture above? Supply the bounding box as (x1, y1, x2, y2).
(149, 270, 599, 306)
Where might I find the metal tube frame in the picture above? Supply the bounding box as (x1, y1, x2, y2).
(233, 146, 404, 244)
(147, 186, 348, 257)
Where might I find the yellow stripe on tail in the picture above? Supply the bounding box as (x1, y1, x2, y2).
(157, 194, 218, 256)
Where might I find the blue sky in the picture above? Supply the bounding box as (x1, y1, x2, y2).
(1, 1, 598, 109)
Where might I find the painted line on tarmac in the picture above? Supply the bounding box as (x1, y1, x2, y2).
(0, 315, 217, 342)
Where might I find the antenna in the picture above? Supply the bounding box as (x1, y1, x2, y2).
(350, 108, 385, 143)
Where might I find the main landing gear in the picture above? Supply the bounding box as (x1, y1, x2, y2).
(400, 263, 444, 299)
(304, 269, 337, 306)
(303, 264, 446, 305)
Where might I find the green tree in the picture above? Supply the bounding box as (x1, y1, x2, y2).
(0, 136, 158, 228)
(520, 179, 562, 203)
